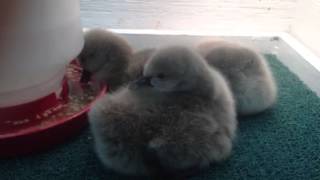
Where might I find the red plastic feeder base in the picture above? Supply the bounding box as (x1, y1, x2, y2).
(0, 60, 106, 157)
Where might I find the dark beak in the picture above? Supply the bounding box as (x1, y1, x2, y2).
(130, 76, 152, 89)
(80, 70, 92, 83)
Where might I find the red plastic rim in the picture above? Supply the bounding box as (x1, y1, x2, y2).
(0, 59, 106, 157)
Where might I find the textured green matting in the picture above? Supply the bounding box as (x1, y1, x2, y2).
(1, 55, 320, 180)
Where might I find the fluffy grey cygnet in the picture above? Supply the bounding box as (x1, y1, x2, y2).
(126, 48, 156, 81)
(198, 40, 277, 115)
(89, 46, 237, 178)
(78, 28, 133, 91)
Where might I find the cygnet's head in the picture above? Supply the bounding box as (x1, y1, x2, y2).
(78, 28, 132, 83)
(130, 46, 208, 93)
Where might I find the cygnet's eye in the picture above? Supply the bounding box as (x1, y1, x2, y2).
(157, 73, 165, 79)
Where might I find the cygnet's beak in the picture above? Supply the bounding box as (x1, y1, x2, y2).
(129, 76, 152, 89)
(80, 69, 92, 83)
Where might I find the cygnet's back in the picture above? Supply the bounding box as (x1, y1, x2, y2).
(126, 48, 155, 81)
(89, 46, 237, 178)
(198, 41, 277, 115)
(78, 28, 133, 90)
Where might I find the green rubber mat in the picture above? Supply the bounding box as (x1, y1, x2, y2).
(1, 54, 319, 180)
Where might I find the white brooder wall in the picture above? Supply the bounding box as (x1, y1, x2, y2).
(291, 0, 320, 57)
(80, 0, 320, 58)
(80, 0, 298, 32)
